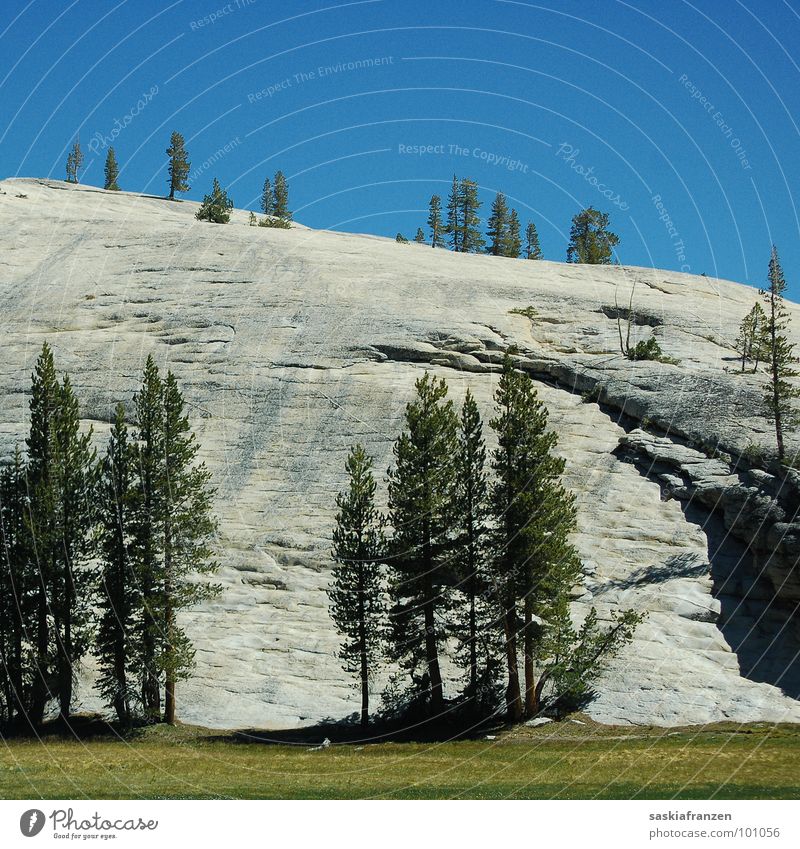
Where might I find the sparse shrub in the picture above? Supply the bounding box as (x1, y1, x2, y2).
(510, 306, 539, 322)
(627, 337, 663, 361)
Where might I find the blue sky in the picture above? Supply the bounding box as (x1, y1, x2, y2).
(2, 0, 800, 294)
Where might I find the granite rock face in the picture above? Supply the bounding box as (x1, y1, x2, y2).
(1, 177, 799, 727)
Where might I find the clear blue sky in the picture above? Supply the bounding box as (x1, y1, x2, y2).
(2, 0, 800, 294)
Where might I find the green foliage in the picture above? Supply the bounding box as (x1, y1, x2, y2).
(509, 305, 539, 322)
(627, 337, 663, 361)
(525, 221, 543, 260)
(65, 140, 83, 183)
(0, 450, 33, 727)
(248, 211, 257, 226)
(760, 246, 800, 461)
(257, 216, 291, 229)
(505, 209, 522, 259)
(414, 227, 426, 244)
(395, 232, 408, 243)
(95, 404, 138, 726)
(735, 302, 767, 373)
(387, 373, 459, 714)
(166, 132, 190, 199)
(329, 446, 386, 727)
(103, 147, 120, 191)
(446, 176, 484, 253)
(260, 176, 273, 215)
(452, 391, 503, 714)
(486, 192, 509, 256)
(427, 194, 445, 247)
(196, 178, 233, 224)
(273, 170, 291, 222)
(566, 207, 619, 264)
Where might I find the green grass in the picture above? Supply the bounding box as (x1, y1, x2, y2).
(1, 721, 799, 800)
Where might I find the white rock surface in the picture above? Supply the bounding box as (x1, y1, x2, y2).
(1, 177, 799, 728)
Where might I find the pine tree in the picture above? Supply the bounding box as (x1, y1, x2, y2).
(486, 192, 509, 256)
(505, 209, 522, 259)
(273, 171, 292, 222)
(166, 132, 190, 200)
(328, 445, 386, 728)
(445, 175, 461, 252)
(0, 450, 32, 727)
(260, 176, 273, 215)
(104, 147, 120, 191)
(51, 374, 97, 719)
(414, 228, 426, 244)
(459, 178, 485, 253)
(566, 207, 619, 264)
(95, 404, 138, 726)
(525, 221, 543, 260)
(387, 373, 459, 715)
(131, 356, 165, 721)
(735, 302, 767, 373)
(395, 232, 408, 243)
(761, 246, 800, 461)
(24, 343, 61, 725)
(196, 178, 233, 224)
(427, 195, 445, 248)
(489, 354, 639, 719)
(160, 372, 219, 725)
(452, 391, 501, 712)
(65, 140, 83, 183)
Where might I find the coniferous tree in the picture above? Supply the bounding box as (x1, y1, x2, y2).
(566, 207, 619, 264)
(131, 356, 165, 721)
(486, 192, 509, 256)
(65, 140, 83, 183)
(525, 221, 543, 260)
(273, 171, 292, 222)
(427, 194, 445, 248)
(328, 445, 386, 728)
(761, 246, 800, 461)
(24, 343, 61, 725)
(95, 404, 138, 726)
(445, 175, 461, 252)
(104, 147, 120, 191)
(505, 209, 522, 259)
(196, 178, 233, 224)
(452, 391, 501, 712)
(735, 302, 767, 373)
(414, 228, 426, 244)
(489, 353, 639, 719)
(50, 374, 97, 719)
(260, 176, 273, 215)
(0, 451, 32, 727)
(395, 232, 408, 243)
(166, 132, 190, 200)
(459, 178, 485, 253)
(160, 373, 219, 725)
(387, 373, 458, 715)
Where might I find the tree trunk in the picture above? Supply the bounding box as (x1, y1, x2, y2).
(59, 613, 73, 720)
(163, 597, 176, 725)
(423, 574, 444, 712)
(469, 589, 477, 696)
(29, 580, 50, 726)
(502, 600, 523, 722)
(523, 596, 538, 719)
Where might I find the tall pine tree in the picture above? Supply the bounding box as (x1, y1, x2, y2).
(328, 445, 386, 728)
(95, 404, 138, 726)
(428, 194, 445, 248)
(761, 246, 800, 461)
(486, 192, 509, 256)
(260, 176, 273, 215)
(387, 373, 458, 715)
(273, 171, 292, 222)
(459, 178, 485, 253)
(166, 132, 190, 200)
(104, 147, 120, 191)
(160, 372, 219, 725)
(445, 175, 461, 252)
(525, 221, 543, 260)
(505, 209, 522, 259)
